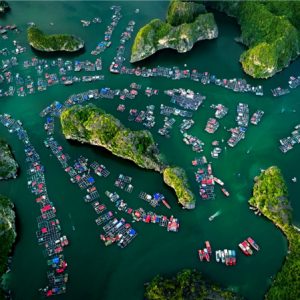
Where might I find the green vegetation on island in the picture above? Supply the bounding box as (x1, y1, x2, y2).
(0, 195, 16, 299)
(210, 1, 300, 78)
(163, 167, 195, 209)
(0, 140, 18, 180)
(27, 25, 84, 52)
(130, 0, 218, 63)
(145, 269, 242, 300)
(0, 1, 9, 15)
(166, 0, 206, 26)
(60, 104, 195, 209)
(249, 166, 300, 299)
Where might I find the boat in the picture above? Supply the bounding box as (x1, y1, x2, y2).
(244, 240, 253, 255)
(162, 199, 171, 209)
(247, 237, 260, 251)
(224, 249, 229, 265)
(203, 248, 210, 262)
(215, 250, 221, 262)
(292, 177, 297, 182)
(205, 241, 212, 254)
(198, 249, 204, 261)
(221, 188, 230, 197)
(213, 177, 224, 186)
(208, 210, 221, 221)
(239, 240, 253, 255)
(238, 242, 249, 256)
(221, 250, 225, 263)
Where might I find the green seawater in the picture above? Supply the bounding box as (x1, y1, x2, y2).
(0, 2, 300, 300)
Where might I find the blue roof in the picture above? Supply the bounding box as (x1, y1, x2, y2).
(129, 229, 136, 235)
(88, 177, 95, 183)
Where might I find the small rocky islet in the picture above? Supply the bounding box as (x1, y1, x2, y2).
(27, 25, 84, 52)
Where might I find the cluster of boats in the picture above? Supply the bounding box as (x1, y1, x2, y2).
(279, 124, 300, 153)
(215, 249, 236, 265)
(109, 19, 135, 73)
(139, 191, 171, 209)
(192, 156, 230, 199)
(198, 237, 259, 265)
(165, 88, 205, 111)
(205, 118, 219, 134)
(23, 57, 102, 74)
(288, 76, 300, 89)
(158, 117, 176, 138)
(198, 241, 212, 262)
(91, 6, 122, 55)
(183, 133, 204, 153)
(210, 104, 228, 119)
(0, 114, 69, 296)
(114, 173, 134, 193)
(250, 110, 264, 125)
(105, 191, 178, 232)
(228, 103, 264, 148)
(80, 17, 101, 27)
(160, 104, 193, 118)
(179, 119, 194, 134)
(239, 237, 260, 255)
(271, 86, 290, 97)
(44, 136, 139, 249)
(127, 105, 156, 128)
(119, 64, 264, 96)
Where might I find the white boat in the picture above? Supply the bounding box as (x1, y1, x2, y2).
(208, 210, 222, 221)
(221, 251, 225, 263)
(215, 250, 221, 263)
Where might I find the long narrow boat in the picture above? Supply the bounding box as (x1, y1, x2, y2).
(198, 249, 204, 261)
(162, 199, 171, 209)
(221, 188, 230, 197)
(205, 241, 212, 254)
(247, 237, 260, 251)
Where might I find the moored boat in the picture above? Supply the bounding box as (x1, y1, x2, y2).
(247, 237, 259, 251)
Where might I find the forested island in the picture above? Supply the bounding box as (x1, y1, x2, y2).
(0, 140, 18, 180)
(144, 269, 242, 300)
(0, 1, 9, 14)
(130, 0, 218, 63)
(0, 195, 16, 300)
(210, 1, 300, 78)
(27, 25, 84, 52)
(60, 104, 195, 208)
(249, 166, 300, 299)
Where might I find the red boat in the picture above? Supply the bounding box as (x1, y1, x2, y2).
(203, 248, 210, 262)
(247, 237, 260, 251)
(238, 242, 249, 256)
(205, 241, 212, 254)
(198, 250, 204, 261)
(162, 199, 171, 209)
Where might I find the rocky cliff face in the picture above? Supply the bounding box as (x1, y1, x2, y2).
(131, 13, 218, 63)
(0, 141, 18, 180)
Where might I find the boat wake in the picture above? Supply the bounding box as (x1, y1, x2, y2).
(208, 210, 222, 221)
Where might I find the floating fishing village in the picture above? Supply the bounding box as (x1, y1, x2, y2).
(0, 114, 69, 297)
(1, 1, 300, 300)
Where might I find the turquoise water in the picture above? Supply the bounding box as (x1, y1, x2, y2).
(0, 2, 300, 299)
